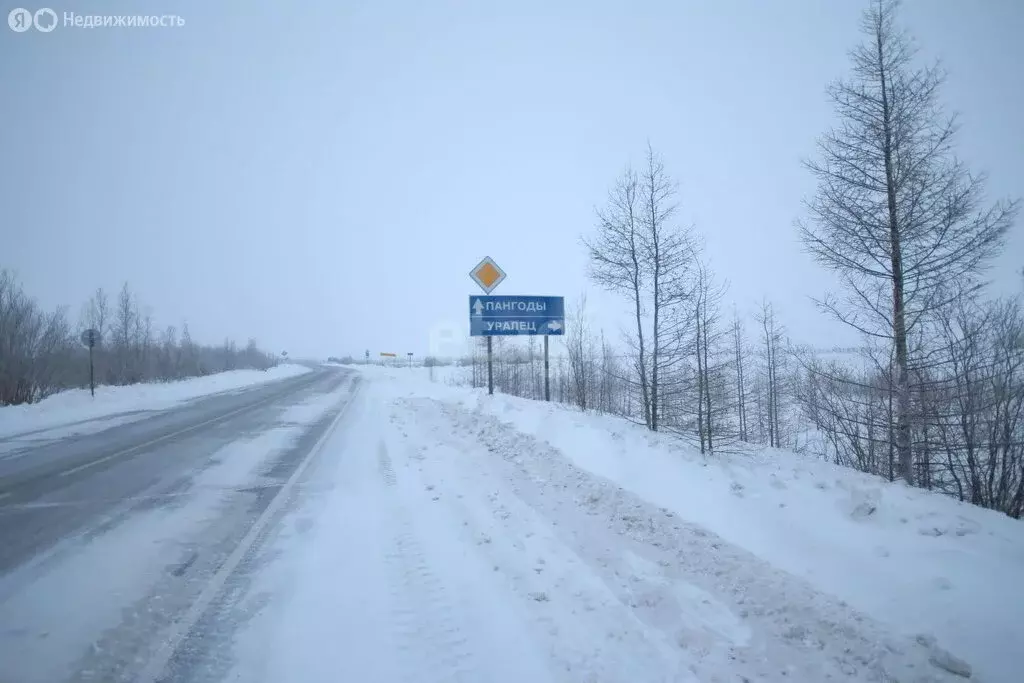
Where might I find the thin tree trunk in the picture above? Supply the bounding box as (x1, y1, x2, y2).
(877, 24, 914, 485)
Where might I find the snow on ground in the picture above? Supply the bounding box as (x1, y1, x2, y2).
(330, 361, 470, 387)
(230, 366, 1021, 682)
(0, 364, 311, 442)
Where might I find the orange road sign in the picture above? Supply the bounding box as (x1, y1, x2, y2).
(469, 256, 506, 294)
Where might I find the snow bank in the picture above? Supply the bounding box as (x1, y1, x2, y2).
(353, 364, 1024, 683)
(340, 362, 471, 387)
(0, 364, 312, 440)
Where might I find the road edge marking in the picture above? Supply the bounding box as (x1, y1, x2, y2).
(134, 376, 362, 683)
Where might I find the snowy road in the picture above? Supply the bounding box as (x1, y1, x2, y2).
(0, 368, 327, 573)
(0, 368, 990, 682)
(0, 366, 358, 683)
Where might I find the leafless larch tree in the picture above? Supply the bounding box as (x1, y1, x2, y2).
(798, 0, 1018, 484)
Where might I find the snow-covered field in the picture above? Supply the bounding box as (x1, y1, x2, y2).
(231, 366, 1023, 682)
(0, 364, 312, 442)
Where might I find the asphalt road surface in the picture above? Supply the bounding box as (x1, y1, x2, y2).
(0, 365, 359, 683)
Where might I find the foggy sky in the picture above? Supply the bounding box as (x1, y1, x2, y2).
(2, 0, 1021, 360)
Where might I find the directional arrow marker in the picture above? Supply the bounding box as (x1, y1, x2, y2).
(547, 320, 562, 332)
(472, 299, 485, 316)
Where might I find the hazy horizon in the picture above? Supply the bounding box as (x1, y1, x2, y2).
(3, 0, 1021, 360)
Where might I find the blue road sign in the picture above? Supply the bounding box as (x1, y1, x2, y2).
(469, 295, 565, 336)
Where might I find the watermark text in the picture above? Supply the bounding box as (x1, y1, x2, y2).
(8, 8, 185, 32)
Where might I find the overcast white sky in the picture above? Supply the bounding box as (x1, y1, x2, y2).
(2, 0, 1021, 359)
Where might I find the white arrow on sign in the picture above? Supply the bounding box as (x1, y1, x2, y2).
(472, 299, 485, 316)
(547, 320, 562, 332)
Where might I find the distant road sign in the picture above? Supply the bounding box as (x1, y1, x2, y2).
(469, 256, 506, 294)
(380, 352, 397, 357)
(80, 328, 101, 348)
(469, 295, 565, 336)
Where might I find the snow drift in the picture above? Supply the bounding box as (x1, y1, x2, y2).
(345, 365, 1024, 683)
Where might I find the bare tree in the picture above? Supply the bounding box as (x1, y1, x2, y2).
(691, 256, 729, 453)
(732, 310, 750, 442)
(0, 271, 73, 404)
(798, 0, 1018, 483)
(755, 300, 784, 448)
(222, 338, 238, 371)
(639, 143, 695, 431)
(584, 145, 697, 431)
(584, 165, 651, 426)
(566, 294, 594, 410)
(526, 335, 541, 399)
(161, 325, 178, 379)
(141, 309, 154, 378)
(80, 288, 110, 338)
(113, 282, 137, 384)
(180, 322, 197, 376)
(80, 287, 111, 381)
(924, 294, 1024, 516)
(597, 330, 614, 414)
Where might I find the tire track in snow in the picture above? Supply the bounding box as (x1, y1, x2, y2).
(378, 441, 397, 487)
(390, 398, 698, 682)
(377, 440, 478, 683)
(398, 395, 968, 683)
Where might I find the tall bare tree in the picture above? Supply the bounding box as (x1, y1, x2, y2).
(732, 310, 750, 442)
(755, 300, 784, 448)
(584, 166, 651, 426)
(798, 0, 1017, 483)
(80, 288, 110, 338)
(113, 282, 137, 384)
(692, 255, 729, 453)
(639, 143, 695, 431)
(585, 145, 697, 431)
(80, 287, 111, 381)
(161, 325, 178, 379)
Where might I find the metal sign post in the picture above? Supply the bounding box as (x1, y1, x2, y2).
(544, 335, 550, 402)
(486, 338, 494, 395)
(469, 256, 510, 396)
(79, 328, 101, 397)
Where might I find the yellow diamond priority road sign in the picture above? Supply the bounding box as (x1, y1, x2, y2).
(469, 256, 506, 294)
